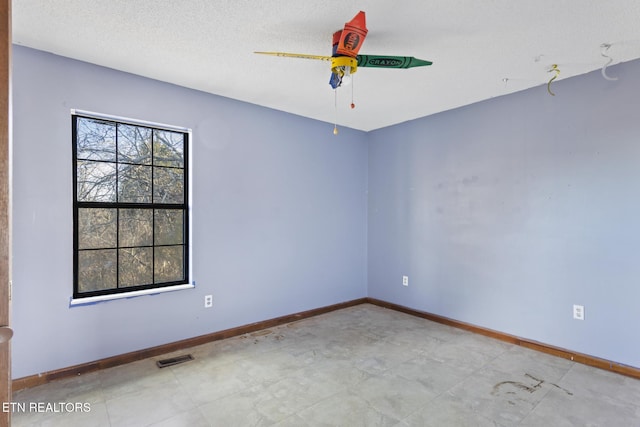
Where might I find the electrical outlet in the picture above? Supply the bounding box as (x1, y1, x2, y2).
(573, 304, 584, 320)
(402, 276, 409, 287)
(204, 295, 213, 308)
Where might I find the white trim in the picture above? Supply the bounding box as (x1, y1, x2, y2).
(70, 109, 191, 133)
(187, 129, 193, 286)
(69, 283, 195, 307)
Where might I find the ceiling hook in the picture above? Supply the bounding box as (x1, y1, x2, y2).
(547, 64, 560, 96)
(600, 43, 618, 81)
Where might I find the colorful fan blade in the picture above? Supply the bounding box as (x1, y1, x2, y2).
(329, 72, 341, 89)
(356, 55, 433, 69)
(336, 11, 368, 57)
(254, 52, 333, 61)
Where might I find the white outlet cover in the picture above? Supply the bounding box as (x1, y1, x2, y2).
(573, 304, 584, 320)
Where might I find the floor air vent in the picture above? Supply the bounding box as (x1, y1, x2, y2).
(156, 354, 194, 368)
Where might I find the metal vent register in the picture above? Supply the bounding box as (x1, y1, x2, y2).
(156, 354, 194, 368)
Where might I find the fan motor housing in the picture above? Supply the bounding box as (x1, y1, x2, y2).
(331, 56, 358, 75)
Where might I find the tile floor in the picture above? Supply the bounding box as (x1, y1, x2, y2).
(11, 304, 640, 426)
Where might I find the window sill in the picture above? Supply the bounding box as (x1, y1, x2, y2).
(69, 283, 195, 307)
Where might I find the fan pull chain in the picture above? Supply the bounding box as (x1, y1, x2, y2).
(350, 75, 355, 109)
(333, 89, 339, 135)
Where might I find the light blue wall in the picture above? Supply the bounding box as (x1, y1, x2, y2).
(11, 46, 368, 378)
(12, 44, 640, 379)
(368, 59, 640, 368)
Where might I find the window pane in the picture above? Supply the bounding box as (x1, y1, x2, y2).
(153, 167, 184, 204)
(155, 209, 184, 245)
(154, 246, 184, 283)
(119, 209, 153, 247)
(154, 130, 184, 167)
(78, 208, 117, 249)
(118, 164, 152, 203)
(74, 114, 188, 297)
(78, 249, 117, 292)
(118, 124, 152, 165)
(76, 117, 116, 161)
(119, 247, 153, 287)
(77, 160, 117, 202)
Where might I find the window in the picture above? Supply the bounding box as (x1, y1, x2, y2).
(72, 112, 189, 300)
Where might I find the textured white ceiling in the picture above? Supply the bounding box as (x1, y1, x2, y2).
(12, 1, 640, 131)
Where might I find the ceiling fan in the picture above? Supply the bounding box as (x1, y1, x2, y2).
(255, 11, 433, 133)
(255, 11, 432, 88)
